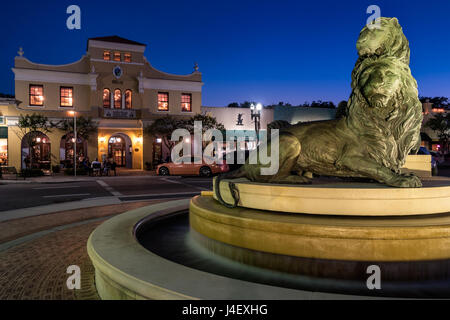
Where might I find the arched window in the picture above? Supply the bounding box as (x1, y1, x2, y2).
(103, 89, 111, 108)
(114, 89, 122, 109)
(125, 90, 132, 109)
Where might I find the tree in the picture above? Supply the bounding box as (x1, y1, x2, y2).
(227, 102, 240, 108)
(419, 96, 449, 108)
(335, 100, 348, 119)
(182, 113, 225, 135)
(425, 113, 450, 153)
(15, 113, 52, 169)
(144, 115, 183, 152)
(227, 101, 257, 108)
(52, 116, 97, 140)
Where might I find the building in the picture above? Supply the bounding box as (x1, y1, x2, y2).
(202, 106, 274, 153)
(273, 105, 336, 123)
(1, 36, 203, 171)
(421, 101, 450, 152)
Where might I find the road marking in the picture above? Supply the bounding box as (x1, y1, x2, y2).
(161, 177, 208, 191)
(96, 180, 123, 196)
(33, 186, 81, 190)
(43, 193, 90, 198)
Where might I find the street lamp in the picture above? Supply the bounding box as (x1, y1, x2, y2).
(250, 103, 262, 144)
(68, 111, 77, 177)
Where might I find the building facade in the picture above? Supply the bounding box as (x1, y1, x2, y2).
(1, 36, 202, 171)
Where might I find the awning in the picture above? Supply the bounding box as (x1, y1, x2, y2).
(0, 127, 7, 139)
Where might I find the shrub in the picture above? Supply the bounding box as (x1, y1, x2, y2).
(52, 165, 61, 173)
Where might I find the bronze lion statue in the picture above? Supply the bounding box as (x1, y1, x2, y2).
(216, 17, 423, 207)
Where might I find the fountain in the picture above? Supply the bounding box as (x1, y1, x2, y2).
(87, 18, 450, 299)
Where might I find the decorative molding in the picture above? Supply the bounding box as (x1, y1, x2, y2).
(90, 58, 144, 66)
(13, 68, 97, 86)
(88, 40, 146, 53)
(142, 78, 203, 92)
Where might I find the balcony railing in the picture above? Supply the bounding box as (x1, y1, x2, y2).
(102, 108, 139, 119)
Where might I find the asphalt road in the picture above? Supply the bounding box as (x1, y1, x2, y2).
(0, 167, 449, 213)
(0, 176, 213, 212)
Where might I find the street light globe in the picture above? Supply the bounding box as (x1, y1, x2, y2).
(256, 103, 262, 111)
(250, 104, 255, 110)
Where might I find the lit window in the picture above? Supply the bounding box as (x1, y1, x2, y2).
(158, 92, 169, 111)
(181, 93, 192, 112)
(103, 50, 111, 60)
(125, 90, 132, 109)
(103, 89, 111, 108)
(29, 85, 44, 106)
(60, 87, 73, 107)
(124, 53, 131, 63)
(113, 52, 121, 61)
(114, 89, 122, 109)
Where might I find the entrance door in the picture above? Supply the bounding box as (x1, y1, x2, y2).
(108, 136, 126, 167)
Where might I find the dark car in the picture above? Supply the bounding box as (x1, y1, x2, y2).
(418, 146, 438, 176)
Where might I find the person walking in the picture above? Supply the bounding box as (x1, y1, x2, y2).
(111, 159, 117, 176)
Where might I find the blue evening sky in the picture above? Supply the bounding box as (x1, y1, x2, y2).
(0, 0, 449, 106)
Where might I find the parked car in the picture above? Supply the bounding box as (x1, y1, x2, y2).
(418, 146, 438, 176)
(156, 156, 229, 177)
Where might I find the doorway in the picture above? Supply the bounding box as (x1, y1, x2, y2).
(109, 136, 126, 166)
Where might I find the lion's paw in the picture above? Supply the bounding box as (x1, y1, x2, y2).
(387, 174, 422, 188)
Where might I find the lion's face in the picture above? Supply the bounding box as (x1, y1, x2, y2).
(356, 17, 409, 63)
(360, 66, 401, 109)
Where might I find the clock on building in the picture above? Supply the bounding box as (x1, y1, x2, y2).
(113, 65, 123, 79)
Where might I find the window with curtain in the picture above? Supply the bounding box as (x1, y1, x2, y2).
(114, 89, 122, 109)
(29, 85, 44, 106)
(124, 53, 131, 63)
(60, 87, 73, 107)
(113, 52, 121, 61)
(103, 50, 111, 60)
(158, 92, 169, 111)
(103, 89, 111, 108)
(181, 93, 192, 112)
(125, 90, 132, 109)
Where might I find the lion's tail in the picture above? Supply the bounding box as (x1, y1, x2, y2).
(214, 168, 246, 208)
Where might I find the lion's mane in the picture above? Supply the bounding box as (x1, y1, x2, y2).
(346, 17, 423, 171)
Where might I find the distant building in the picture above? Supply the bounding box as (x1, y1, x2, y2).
(1, 36, 203, 170)
(202, 106, 274, 153)
(421, 101, 450, 151)
(273, 105, 336, 124)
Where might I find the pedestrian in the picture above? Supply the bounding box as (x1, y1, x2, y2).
(91, 158, 101, 176)
(111, 159, 117, 176)
(103, 159, 110, 176)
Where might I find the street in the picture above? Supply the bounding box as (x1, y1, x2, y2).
(0, 176, 213, 212)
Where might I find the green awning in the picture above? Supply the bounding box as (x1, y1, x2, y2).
(0, 127, 8, 139)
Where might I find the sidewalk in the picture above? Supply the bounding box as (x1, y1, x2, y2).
(0, 169, 157, 184)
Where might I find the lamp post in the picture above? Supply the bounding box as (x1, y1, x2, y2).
(68, 111, 77, 177)
(250, 103, 262, 144)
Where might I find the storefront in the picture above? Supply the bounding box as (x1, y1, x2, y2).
(0, 126, 7, 166)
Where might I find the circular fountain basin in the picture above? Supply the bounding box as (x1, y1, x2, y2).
(214, 177, 450, 216)
(87, 199, 361, 299)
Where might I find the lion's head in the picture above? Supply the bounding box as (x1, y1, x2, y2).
(356, 17, 410, 64)
(346, 17, 422, 171)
